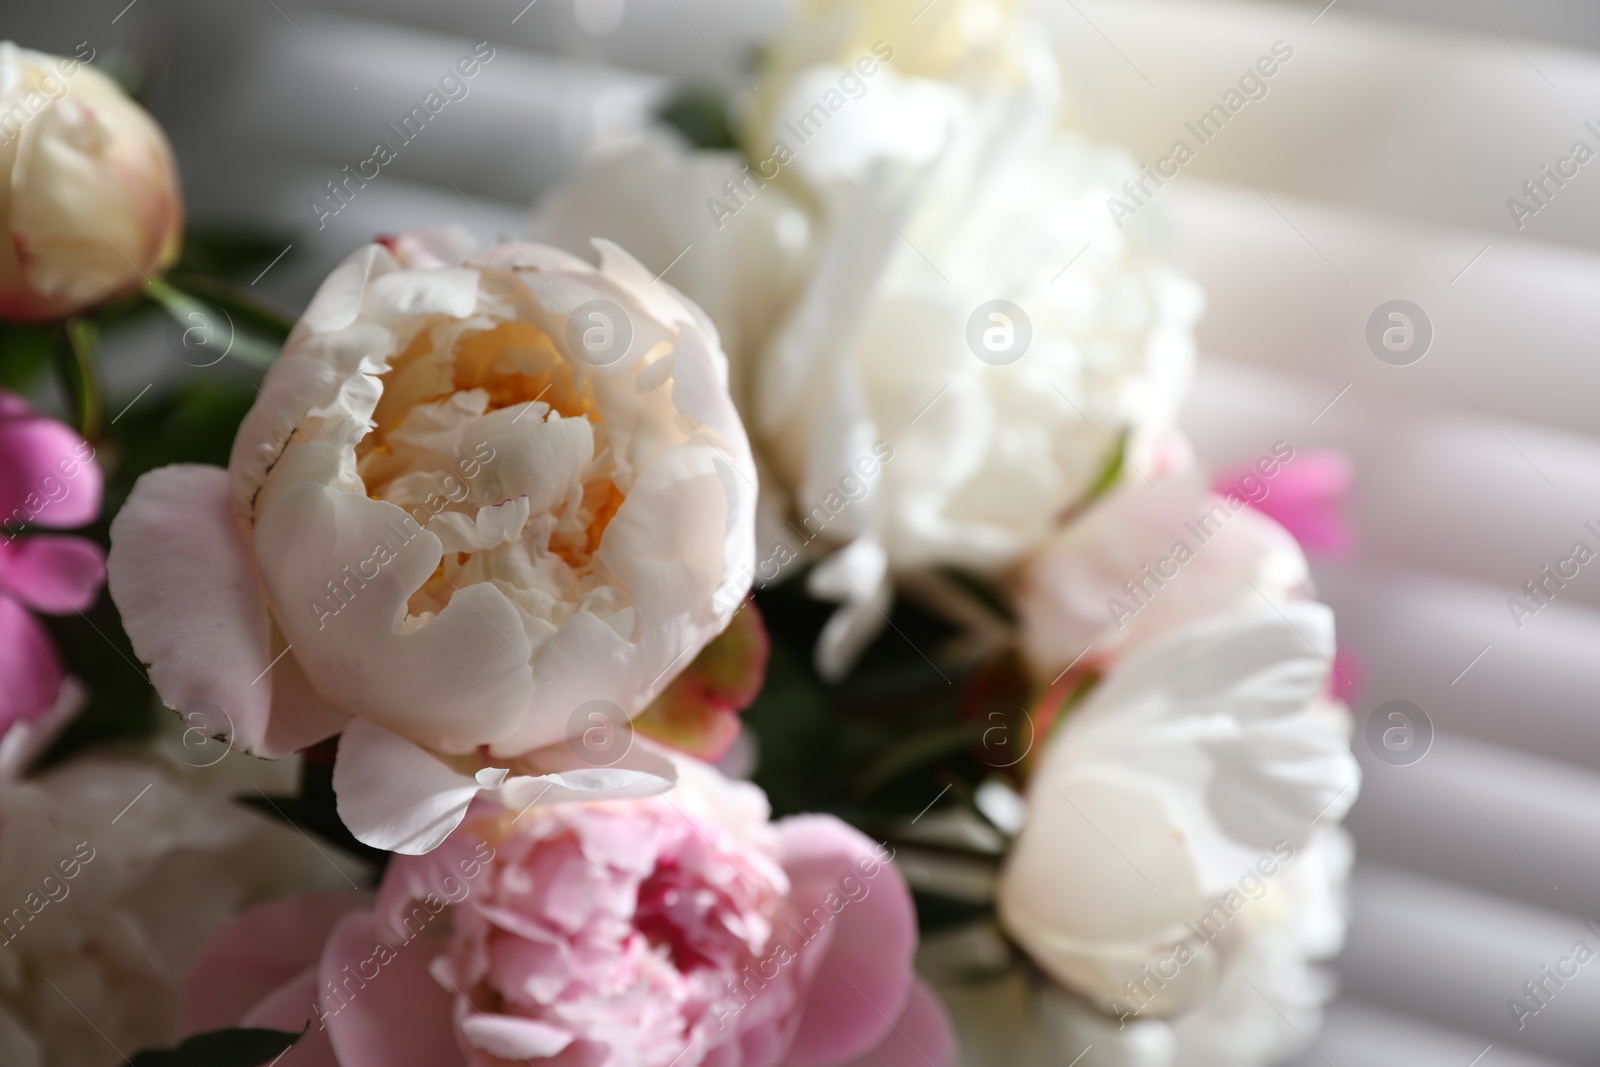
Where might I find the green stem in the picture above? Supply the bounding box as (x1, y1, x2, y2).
(51, 318, 102, 440)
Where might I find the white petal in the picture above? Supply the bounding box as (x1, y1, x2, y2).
(332, 719, 485, 855)
(254, 482, 534, 749)
(807, 537, 891, 682)
(458, 1015, 573, 1059)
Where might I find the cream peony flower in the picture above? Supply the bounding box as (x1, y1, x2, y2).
(1166, 828, 1351, 1067)
(108, 228, 758, 854)
(0, 42, 182, 323)
(756, 110, 1202, 676)
(746, 0, 1052, 163)
(0, 683, 360, 1067)
(926, 823, 1350, 1067)
(537, 78, 1200, 677)
(996, 605, 1358, 1018)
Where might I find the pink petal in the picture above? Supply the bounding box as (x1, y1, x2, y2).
(107, 465, 346, 758)
(833, 980, 957, 1067)
(0, 676, 83, 778)
(0, 535, 105, 612)
(777, 816, 918, 1067)
(0, 594, 63, 731)
(0, 397, 101, 528)
(181, 888, 373, 1035)
(1217, 449, 1354, 559)
(237, 965, 342, 1067)
(321, 910, 464, 1067)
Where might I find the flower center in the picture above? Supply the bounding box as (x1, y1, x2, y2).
(354, 320, 628, 624)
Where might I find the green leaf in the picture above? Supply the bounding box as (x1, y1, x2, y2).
(0, 322, 54, 393)
(658, 88, 738, 150)
(742, 638, 838, 818)
(935, 566, 1017, 624)
(104, 377, 257, 516)
(176, 229, 296, 281)
(1080, 429, 1130, 507)
(165, 271, 296, 339)
(146, 278, 284, 369)
(130, 1026, 305, 1067)
(36, 577, 159, 766)
(853, 723, 983, 799)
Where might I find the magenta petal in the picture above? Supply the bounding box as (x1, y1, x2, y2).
(0, 396, 101, 528)
(322, 910, 465, 1067)
(1217, 449, 1354, 559)
(0, 594, 64, 731)
(181, 888, 373, 1036)
(777, 816, 918, 1067)
(0, 535, 106, 613)
(833, 980, 958, 1067)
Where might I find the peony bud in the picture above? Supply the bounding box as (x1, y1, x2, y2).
(0, 42, 183, 323)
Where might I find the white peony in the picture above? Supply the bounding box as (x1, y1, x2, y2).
(0, 684, 361, 1067)
(921, 774, 1352, 1067)
(996, 605, 1358, 1017)
(108, 228, 758, 854)
(536, 16, 1201, 677)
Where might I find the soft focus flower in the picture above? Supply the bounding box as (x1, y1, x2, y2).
(996, 605, 1359, 1018)
(535, 132, 812, 376)
(0, 389, 104, 732)
(108, 228, 759, 854)
(745, 0, 1056, 183)
(0, 42, 182, 323)
(1214, 448, 1354, 560)
(0, 683, 359, 1067)
(1016, 474, 1307, 685)
(541, 103, 1201, 680)
(1165, 828, 1351, 1067)
(925, 825, 1350, 1067)
(183, 755, 955, 1067)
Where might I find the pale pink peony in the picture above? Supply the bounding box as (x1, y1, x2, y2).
(183, 757, 954, 1067)
(0, 390, 104, 733)
(107, 228, 759, 854)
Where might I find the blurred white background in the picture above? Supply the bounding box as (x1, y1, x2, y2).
(7, 1, 1600, 1063)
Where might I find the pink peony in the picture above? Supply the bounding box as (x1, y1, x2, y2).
(182, 756, 954, 1067)
(1215, 448, 1354, 559)
(0, 390, 104, 733)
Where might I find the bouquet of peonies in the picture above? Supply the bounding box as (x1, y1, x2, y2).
(0, 4, 1358, 1066)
